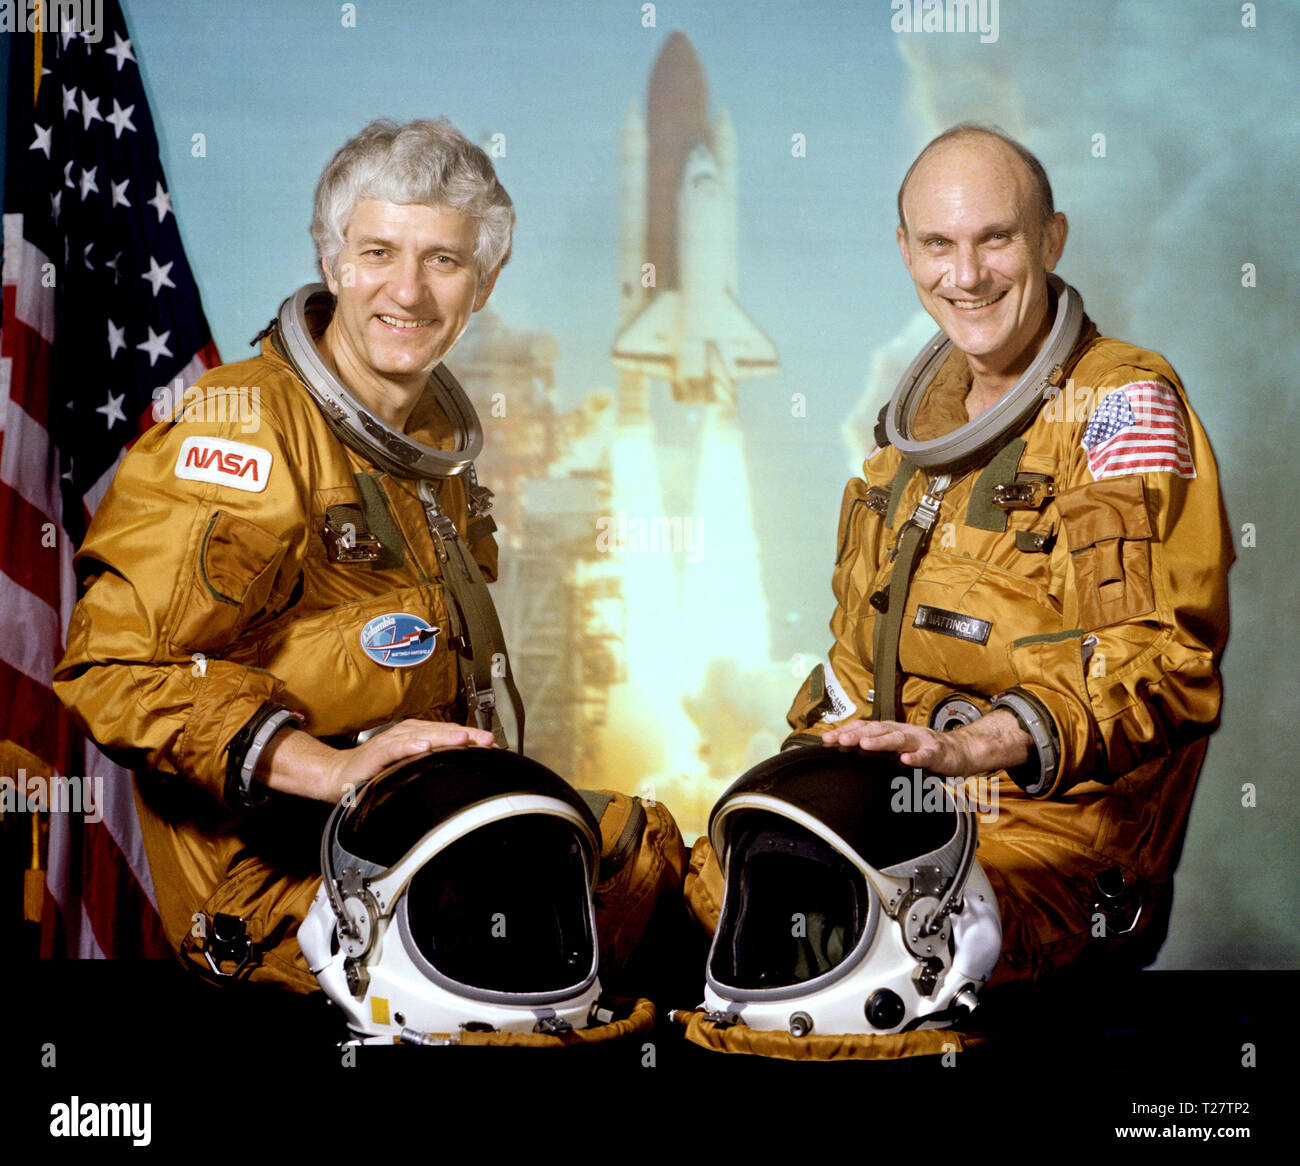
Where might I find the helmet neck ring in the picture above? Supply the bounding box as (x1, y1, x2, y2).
(884, 273, 1085, 475)
(274, 283, 484, 480)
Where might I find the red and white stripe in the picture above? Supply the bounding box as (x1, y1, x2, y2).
(2, 213, 199, 959)
(1085, 381, 1196, 480)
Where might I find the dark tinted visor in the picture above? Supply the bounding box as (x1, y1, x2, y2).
(404, 814, 595, 994)
(709, 811, 873, 991)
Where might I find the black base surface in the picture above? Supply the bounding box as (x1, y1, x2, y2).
(9, 958, 1290, 1151)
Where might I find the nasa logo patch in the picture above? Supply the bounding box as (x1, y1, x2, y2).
(174, 436, 271, 493)
(359, 612, 440, 668)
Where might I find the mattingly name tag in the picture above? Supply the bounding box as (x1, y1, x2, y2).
(912, 604, 992, 645)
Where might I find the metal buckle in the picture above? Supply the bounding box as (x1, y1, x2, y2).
(911, 490, 944, 531)
(906, 473, 953, 534)
(465, 676, 496, 723)
(864, 485, 891, 516)
(993, 479, 1055, 510)
(425, 512, 459, 562)
(466, 481, 495, 518)
(418, 480, 460, 562)
(321, 517, 382, 563)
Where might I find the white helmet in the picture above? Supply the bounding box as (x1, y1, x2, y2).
(298, 747, 605, 1045)
(701, 747, 1001, 1038)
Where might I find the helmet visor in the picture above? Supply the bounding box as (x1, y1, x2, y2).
(710, 811, 875, 991)
(402, 813, 596, 995)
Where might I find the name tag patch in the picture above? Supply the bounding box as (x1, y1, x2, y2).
(912, 604, 992, 645)
(174, 436, 271, 493)
(360, 612, 440, 668)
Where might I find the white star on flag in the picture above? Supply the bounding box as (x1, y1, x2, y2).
(106, 99, 136, 139)
(30, 124, 52, 158)
(95, 391, 128, 428)
(141, 256, 176, 296)
(107, 319, 127, 358)
(79, 166, 98, 201)
(110, 178, 131, 208)
(137, 326, 174, 366)
(62, 84, 78, 118)
(106, 32, 136, 71)
(148, 181, 173, 223)
(80, 90, 103, 131)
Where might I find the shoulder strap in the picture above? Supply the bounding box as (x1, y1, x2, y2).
(417, 479, 525, 753)
(870, 471, 951, 721)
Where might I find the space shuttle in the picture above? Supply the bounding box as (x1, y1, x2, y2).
(612, 32, 779, 405)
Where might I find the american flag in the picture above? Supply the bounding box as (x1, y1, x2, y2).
(1081, 380, 1196, 481)
(2, 0, 220, 957)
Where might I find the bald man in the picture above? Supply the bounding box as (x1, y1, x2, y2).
(691, 125, 1232, 988)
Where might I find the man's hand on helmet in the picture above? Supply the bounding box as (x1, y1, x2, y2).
(820, 709, 1030, 777)
(257, 719, 497, 803)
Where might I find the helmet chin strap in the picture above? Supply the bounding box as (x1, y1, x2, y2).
(884, 273, 1085, 476)
(271, 283, 525, 755)
(273, 283, 484, 480)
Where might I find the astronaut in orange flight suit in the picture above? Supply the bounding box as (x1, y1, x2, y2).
(686, 125, 1231, 987)
(54, 119, 685, 992)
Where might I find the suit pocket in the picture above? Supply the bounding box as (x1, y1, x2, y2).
(171, 511, 286, 653)
(1055, 477, 1154, 631)
(899, 551, 1056, 694)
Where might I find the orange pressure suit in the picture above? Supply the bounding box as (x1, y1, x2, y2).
(688, 318, 1232, 985)
(54, 310, 684, 992)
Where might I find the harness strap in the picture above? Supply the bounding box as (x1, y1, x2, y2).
(418, 480, 526, 753)
(870, 472, 951, 722)
(413, 478, 520, 748)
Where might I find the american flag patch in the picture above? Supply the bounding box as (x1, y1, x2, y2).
(1081, 381, 1196, 480)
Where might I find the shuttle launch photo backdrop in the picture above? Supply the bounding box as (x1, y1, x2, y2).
(4, 0, 1295, 972)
